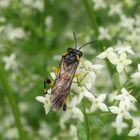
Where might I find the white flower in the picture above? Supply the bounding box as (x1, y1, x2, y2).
(5, 26, 25, 41)
(71, 107, 84, 121)
(82, 60, 94, 70)
(119, 15, 134, 31)
(115, 88, 136, 108)
(108, 3, 122, 16)
(3, 54, 18, 71)
(89, 93, 108, 112)
(77, 86, 94, 103)
(128, 117, 140, 136)
(59, 97, 83, 128)
(69, 125, 78, 140)
(131, 64, 140, 79)
(112, 53, 132, 73)
(38, 121, 51, 138)
(112, 120, 128, 135)
(50, 72, 56, 80)
(68, 97, 84, 121)
(45, 16, 53, 32)
(77, 60, 97, 89)
(0, 0, 10, 8)
(115, 42, 135, 55)
(108, 91, 118, 102)
(92, 0, 106, 10)
(98, 27, 111, 40)
(4, 128, 18, 139)
(97, 47, 118, 64)
(21, 0, 44, 11)
(35, 94, 50, 114)
(33, 0, 44, 11)
(110, 103, 131, 123)
(92, 64, 103, 71)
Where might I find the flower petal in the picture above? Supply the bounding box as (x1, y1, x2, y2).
(116, 114, 123, 123)
(116, 64, 124, 73)
(115, 95, 122, 100)
(98, 93, 106, 102)
(124, 112, 131, 119)
(83, 90, 95, 100)
(97, 52, 107, 59)
(98, 103, 108, 111)
(35, 96, 45, 103)
(50, 72, 56, 80)
(131, 72, 140, 79)
(128, 128, 138, 137)
(125, 59, 132, 65)
(44, 103, 50, 114)
(109, 106, 119, 114)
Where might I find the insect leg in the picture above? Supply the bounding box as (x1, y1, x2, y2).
(44, 79, 51, 94)
(63, 98, 67, 111)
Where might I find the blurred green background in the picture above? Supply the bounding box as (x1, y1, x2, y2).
(0, 0, 140, 140)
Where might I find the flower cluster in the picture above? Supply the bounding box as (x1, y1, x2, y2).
(97, 42, 134, 73)
(110, 88, 137, 135)
(36, 41, 140, 137)
(36, 59, 108, 126)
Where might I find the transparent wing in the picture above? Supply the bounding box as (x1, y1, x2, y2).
(50, 57, 79, 110)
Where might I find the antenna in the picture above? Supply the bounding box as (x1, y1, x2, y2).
(78, 40, 97, 50)
(73, 32, 77, 49)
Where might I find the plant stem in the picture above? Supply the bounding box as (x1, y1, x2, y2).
(0, 63, 25, 140)
(82, 0, 115, 86)
(82, 101, 90, 140)
(82, 0, 99, 36)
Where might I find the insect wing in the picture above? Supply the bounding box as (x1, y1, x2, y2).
(50, 56, 79, 110)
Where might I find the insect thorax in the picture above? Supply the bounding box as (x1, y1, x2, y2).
(64, 48, 83, 64)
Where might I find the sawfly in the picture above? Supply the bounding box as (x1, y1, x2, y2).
(44, 32, 96, 111)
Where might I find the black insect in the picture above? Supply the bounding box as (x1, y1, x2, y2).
(44, 32, 96, 111)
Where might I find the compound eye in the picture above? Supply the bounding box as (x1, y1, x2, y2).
(77, 51, 83, 57)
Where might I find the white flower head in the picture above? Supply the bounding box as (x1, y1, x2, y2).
(69, 125, 78, 139)
(67, 97, 84, 121)
(112, 120, 128, 135)
(0, 0, 10, 8)
(92, 0, 106, 10)
(97, 47, 118, 64)
(108, 91, 118, 102)
(98, 27, 111, 40)
(115, 42, 135, 55)
(128, 117, 140, 136)
(3, 54, 18, 71)
(110, 102, 132, 123)
(131, 64, 140, 79)
(21, 0, 44, 11)
(119, 15, 134, 31)
(50, 72, 56, 80)
(77, 60, 97, 89)
(5, 26, 25, 41)
(112, 53, 132, 73)
(81, 60, 94, 71)
(45, 16, 53, 32)
(115, 88, 136, 109)
(108, 3, 122, 16)
(77, 86, 94, 104)
(36, 94, 51, 114)
(90, 93, 108, 112)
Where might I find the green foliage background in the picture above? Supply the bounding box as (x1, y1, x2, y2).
(0, 0, 140, 140)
